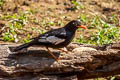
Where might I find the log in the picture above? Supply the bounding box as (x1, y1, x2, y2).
(0, 43, 120, 80)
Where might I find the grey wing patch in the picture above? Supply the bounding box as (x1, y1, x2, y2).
(46, 36, 65, 45)
(61, 32, 66, 35)
(38, 38, 47, 42)
(38, 34, 48, 42)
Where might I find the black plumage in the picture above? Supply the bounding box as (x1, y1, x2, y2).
(13, 20, 86, 61)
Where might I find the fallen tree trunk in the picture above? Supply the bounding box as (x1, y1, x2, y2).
(0, 43, 120, 80)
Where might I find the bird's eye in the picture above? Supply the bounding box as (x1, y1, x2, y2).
(73, 22, 77, 26)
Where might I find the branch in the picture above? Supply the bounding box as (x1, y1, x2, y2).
(0, 43, 120, 80)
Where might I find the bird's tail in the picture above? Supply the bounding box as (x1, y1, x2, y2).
(13, 42, 32, 52)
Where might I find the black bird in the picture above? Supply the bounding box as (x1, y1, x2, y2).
(13, 20, 86, 61)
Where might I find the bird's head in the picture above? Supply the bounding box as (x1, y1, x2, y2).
(65, 20, 86, 31)
(69, 20, 86, 29)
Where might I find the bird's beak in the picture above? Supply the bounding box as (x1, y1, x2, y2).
(77, 25, 86, 29)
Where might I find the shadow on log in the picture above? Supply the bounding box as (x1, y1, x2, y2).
(0, 43, 120, 80)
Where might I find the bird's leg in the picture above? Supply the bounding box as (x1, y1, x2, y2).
(46, 47, 59, 61)
(59, 47, 68, 53)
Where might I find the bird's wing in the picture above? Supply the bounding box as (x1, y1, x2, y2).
(46, 35, 65, 45)
(37, 29, 66, 45)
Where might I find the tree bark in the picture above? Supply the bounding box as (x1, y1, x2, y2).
(0, 43, 120, 80)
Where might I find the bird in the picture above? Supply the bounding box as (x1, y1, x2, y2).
(13, 20, 86, 61)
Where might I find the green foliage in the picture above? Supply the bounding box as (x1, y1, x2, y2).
(109, 15, 118, 24)
(79, 14, 87, 23)
(2, 12, 28, 42)
(57, 20, 64, 27)
(76, 35, 86, 43)
(2, 32, 15, 42)
(71, 0, 84, 11)
(110, 76, 116, 80)
(77, 14, 120, 45)
(2, 13, 28, 25)
(2, 24, 18, 42)
(22, 34, 31, 43)
(45, 21, 56, 27)
(89, 27, 119, 45)
(0, 0, 4, 7)
(40, 19, 56, 27)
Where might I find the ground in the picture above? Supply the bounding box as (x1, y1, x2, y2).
(0, 0, 120, 79)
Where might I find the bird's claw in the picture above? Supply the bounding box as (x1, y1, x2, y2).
(59, 47, 68, 53)
(56, 57, 61, 61)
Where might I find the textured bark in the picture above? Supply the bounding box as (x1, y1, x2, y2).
(0, 43, 120, 80)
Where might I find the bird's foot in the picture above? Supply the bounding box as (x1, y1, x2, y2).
(55, 57, 61, 62)
(59, 47, 68, 53)
(46, 47, 61, 62)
